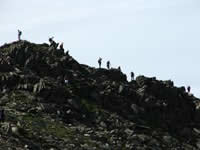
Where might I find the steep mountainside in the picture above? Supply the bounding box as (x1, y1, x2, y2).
(0, 40, 200, 150)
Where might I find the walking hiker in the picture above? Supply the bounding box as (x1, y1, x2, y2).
(18, 30, 22, 41)
(64, 50, 69, 55)
(118, 66, 121, 72)
(187, 86, 191, 93)
(131, 72, 134, 81)
(107, 61, 110, 70)
(49, 37, 58, 48)
(49, 37, 54, 45)
(60, 42, 64, 51)
(98, 57, 102, 68)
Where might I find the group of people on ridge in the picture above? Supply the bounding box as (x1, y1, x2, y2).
(0, 29, 194, 124)
(98, 57, 134, 81)
(16, 30, 192, 93)
(17, 30, 65, 52)
(98, 58, 113, 71)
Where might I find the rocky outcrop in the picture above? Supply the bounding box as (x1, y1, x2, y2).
(0, 40, 199, 150)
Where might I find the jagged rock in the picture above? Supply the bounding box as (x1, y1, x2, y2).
(131, 104, 144, 114)
(124, 128, 134, 136)
(92, 68, 127, 82)
(67, 98, 81, 110)
(0, 40, 199, 150)
(118, 85, 124, 94)
(11, 125, 19, 135)
(0, 64, 14, 72)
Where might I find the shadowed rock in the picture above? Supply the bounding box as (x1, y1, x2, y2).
(0, 40, 199, 150)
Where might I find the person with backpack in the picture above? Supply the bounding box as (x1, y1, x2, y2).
(18, 30, 22, 41)
(49, 37, 59, 49)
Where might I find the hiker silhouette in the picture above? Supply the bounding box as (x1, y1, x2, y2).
(49, 37, 58, 48)
(131, 72, 134, 81)
(187, 86, 191, 93)
(107, 61, 110, 70)
(98, 58, 102, 68)
(18, 30, 22, 41)
(60, 42, 64, 50)
(118, 66, 121, 72)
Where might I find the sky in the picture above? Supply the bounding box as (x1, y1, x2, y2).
(1, 0, 200, 97)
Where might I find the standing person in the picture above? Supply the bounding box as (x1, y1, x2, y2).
(49, 37, 54, 45)
(131, 72, 134, 81)
(18, 30, 22, 41)
(187, 86, 191, 93)
(118, 66, 121, 72)
(98, 57, 102, 68)
(48, 37, 58, 49)
(60, 42, 64, 51)
(106, 61, 110, 70)
(66, 50, 69, 55)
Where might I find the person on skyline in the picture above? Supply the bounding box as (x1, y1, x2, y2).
(98, 57, 102, 68)
(66, 50, 69, 55)
(106, 61, 110, 70)
(187, 86, 191, 93)
(60, 42, 64, 51)
(131, 72, 134, 81)
(49, 37, 58, 49)
(49, 37, 54, 45)
(18, 30, 22, 41)
(118, 66, 121, 72)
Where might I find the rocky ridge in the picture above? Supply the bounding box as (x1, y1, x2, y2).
(0, 40, 200, 149)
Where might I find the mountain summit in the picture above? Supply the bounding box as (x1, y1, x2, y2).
(0, 40, 200, 149)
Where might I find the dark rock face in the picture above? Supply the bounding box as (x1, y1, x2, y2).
(0, 40, 200, 149)
(135, 75, 196, 129)
(91, 68, 127, 82)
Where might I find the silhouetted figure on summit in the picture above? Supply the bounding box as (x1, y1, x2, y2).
(66, 50, 69, 55)
(18, 30, 22, 41)
(187, 86, 191, 93)
(107, 61, 110, 70)
(98, 58, 102, 68)
(49, 37, 59, 49)
(131, 72, 134, 81)
(60, 42, 64, 51)
(49, 37, 54, 44)
(118, 66, 121, 72)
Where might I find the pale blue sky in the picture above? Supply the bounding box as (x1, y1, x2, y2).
(1, 0, 200, 97)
